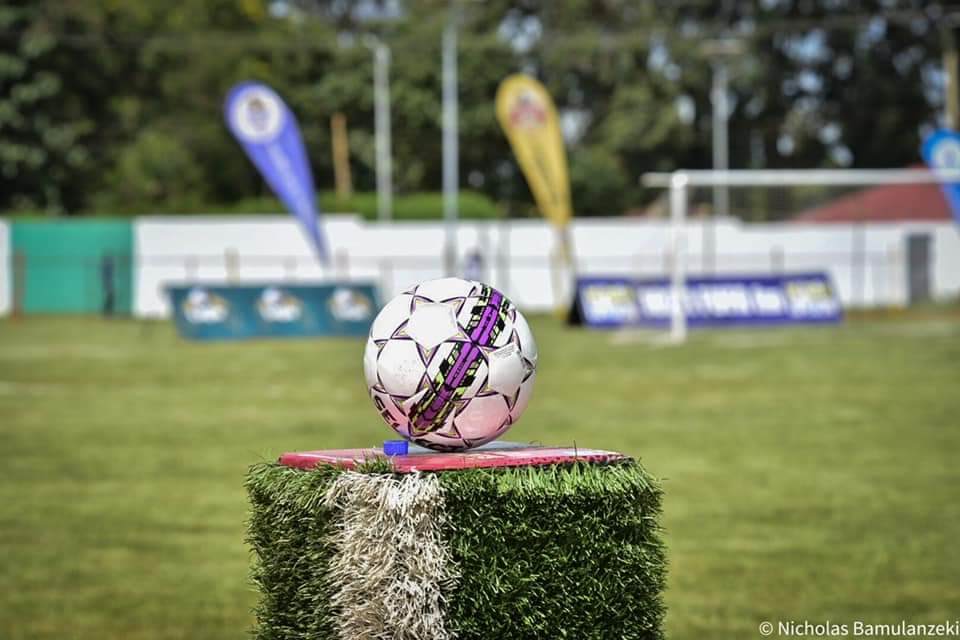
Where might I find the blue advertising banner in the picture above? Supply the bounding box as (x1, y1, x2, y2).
(167, 283, 378, 340)
(225, 82, 329, 263)
(571, 273, 842, 329)
(921, 129, 960, 225)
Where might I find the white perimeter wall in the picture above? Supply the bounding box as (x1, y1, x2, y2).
(0, 220, 10, 316)
(134, 214, 960, 317)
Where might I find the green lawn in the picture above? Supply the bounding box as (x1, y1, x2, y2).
(1, 312, 959, 639)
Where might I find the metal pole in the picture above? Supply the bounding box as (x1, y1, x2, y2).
(701, 39, 741, 208)
(442, 10, 459, 277)
(372, 41, 393, 221)
(498, 218, 510, 294)
(852, 224, 866, 308)
(380, 258, 394, 301)
(12, 250, 25, 319)
(711, 63, 731, 206)
(642, 168, 960, 187)
(225, 248, 239, 283)
(771, 245, 784, 274)
(669, 173, 688, 344)
(708, 63, 731, 276)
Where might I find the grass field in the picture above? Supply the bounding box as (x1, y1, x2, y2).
(1, 311, 959, 639)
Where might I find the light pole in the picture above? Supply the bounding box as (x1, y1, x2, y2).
(442, 6, 460, 277)
(702, 38, 743, 274)
(710, 61, 731, 220)
(364, 36, 394, 222)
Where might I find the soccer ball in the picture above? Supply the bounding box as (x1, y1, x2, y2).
(364, 277, 537, 451)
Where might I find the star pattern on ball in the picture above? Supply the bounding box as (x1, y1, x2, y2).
(365, 278, 537, 451)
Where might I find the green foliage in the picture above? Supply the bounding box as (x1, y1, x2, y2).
(136, 189, 499, 219)
(439, 461, 665, 640)
(569, 147, 628, 216)
(91, 129, 209, 213)
(0, 1, 949, 218)
(323, 190, 499, 220)
(0, 4, 98, 213)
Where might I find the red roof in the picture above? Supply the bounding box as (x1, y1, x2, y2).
(794, 180, 952, 223)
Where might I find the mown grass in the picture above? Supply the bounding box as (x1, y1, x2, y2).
(1, 311, 959, 639)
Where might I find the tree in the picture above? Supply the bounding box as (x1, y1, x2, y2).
(0, 3, 107, 212)
(1, 0, 957, 218)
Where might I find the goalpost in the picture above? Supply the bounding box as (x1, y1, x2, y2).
(640, 168, 960, 344)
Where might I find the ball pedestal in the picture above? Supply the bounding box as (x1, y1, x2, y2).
(246, 442, 666, 640)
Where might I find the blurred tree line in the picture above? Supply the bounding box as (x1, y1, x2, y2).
(0, 0, 955, 218)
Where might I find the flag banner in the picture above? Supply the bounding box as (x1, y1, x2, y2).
(225, 82, 329, 262)
(167, 283, 377, 340)
(921, 129, 960, 225)
(495, 74, 572, 229)
(570, 273, 842, 328)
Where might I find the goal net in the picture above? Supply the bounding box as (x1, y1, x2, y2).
(639, 168, 960, 343)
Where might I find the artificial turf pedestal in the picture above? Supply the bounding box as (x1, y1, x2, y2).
(246, 445, 666, 640)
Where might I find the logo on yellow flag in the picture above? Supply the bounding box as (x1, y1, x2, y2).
(496, 74, 572, 229)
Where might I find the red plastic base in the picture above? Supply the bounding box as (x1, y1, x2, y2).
(278, 442, 627, 473)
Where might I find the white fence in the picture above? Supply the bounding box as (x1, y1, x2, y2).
(132, 215, 960, 317)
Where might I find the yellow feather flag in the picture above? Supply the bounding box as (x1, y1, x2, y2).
(495, 74, 572, 229)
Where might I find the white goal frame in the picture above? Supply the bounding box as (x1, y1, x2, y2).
(640, 168, 960, 344)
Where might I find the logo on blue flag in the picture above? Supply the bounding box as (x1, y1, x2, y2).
(225, 82, 329, 263)
(921, 129, 960, 226)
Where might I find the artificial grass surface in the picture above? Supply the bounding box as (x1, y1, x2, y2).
(246, 460, 665, 640)
(438, 462, 664, 639)
(246, 464, 340, 640)
(1, 311, 959, 638)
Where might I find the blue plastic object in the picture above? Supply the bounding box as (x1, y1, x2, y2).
(383, 440, 409, 456)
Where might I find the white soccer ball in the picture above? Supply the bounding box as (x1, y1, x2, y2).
(364, 277, 538, 451)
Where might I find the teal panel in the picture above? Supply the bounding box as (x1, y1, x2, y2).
(11, 221, 133, 314)
(167, 283, 378, 340)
